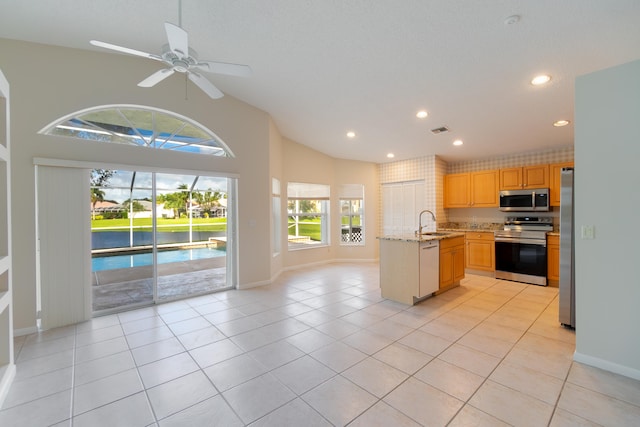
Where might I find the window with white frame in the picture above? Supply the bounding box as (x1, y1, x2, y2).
(339, 184, 364, 245)
(287, 182, 330, 249)
(272, 178, 281, 256)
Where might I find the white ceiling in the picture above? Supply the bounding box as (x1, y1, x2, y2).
(1, 0, 639, 163)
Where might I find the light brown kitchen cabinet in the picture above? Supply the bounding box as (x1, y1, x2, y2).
(550, 162, 574, 206)
(444, 170, 499, 208)
(444, 173, 470, 208)
(547, 234, 560, 285)
(500, 165, 549, 190)
(465, 231, 495, 272)
(439, 236, 465, 291)
(470, 170, 499, 207)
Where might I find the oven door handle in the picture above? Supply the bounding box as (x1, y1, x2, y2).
(495, 236, 547, 246)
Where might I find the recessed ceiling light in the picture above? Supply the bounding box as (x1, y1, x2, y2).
(416, 110, 428, 119)
(553, 120, 570, 127)
(386, 153, 395, 158)
(531, 74, 552, 85)
(504, 15, 520, 25)
(453, 139, 463, 146)
(346, 131, 356, 138)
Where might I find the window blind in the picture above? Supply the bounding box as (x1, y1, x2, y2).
(287, 182, 330, 199)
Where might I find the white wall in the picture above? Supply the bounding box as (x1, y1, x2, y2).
(574, 59, 640, 379)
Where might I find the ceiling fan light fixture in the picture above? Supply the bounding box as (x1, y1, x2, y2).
(89, 20, 251, 100)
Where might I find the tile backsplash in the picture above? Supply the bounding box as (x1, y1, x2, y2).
(446, 145, 573, 174)
(378, 146, 573, 234)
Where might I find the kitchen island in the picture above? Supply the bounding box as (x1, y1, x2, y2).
(378, 232, 465, 305)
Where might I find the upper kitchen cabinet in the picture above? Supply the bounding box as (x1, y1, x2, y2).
(550, 162, 574, 206)
(444, 173, 470, 208)
(470, 170, 499, 207)
(499, 164, 549, 190)
(444, 170, 499, 208)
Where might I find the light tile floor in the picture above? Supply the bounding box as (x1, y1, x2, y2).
(3, 263, 640, 426)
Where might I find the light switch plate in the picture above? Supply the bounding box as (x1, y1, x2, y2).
(581, 225, 595, 239)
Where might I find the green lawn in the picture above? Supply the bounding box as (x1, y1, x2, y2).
(92, 217, 227, 232)
(288, 218, 321, 241)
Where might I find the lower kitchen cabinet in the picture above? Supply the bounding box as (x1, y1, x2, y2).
(547, 234, 560, 285)
(465, 231, 495, 272)
(439, 236, 465, 291)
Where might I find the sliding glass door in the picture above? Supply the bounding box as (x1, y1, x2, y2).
(90, 169, 235, 314)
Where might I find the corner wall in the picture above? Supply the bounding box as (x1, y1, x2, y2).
(574, 59, 640, 379)
(281, 138, 379, 270)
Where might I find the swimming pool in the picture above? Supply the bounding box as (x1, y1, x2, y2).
(92, 247, 226, 271)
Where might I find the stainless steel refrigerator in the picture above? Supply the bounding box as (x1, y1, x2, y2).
(559, 167, 575, 328)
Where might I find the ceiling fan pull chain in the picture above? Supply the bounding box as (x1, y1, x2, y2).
(185, 72, 189, 100)
(178, 0, 182, 28)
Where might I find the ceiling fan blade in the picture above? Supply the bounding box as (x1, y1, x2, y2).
(164, 22, 189, 58)
(90, 40, 162, 61)
(188, 72, 224, 99)
(196, 60, 252, 77)
(138, 68, 175, 87)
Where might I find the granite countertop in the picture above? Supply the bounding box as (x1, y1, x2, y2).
(377, 231, 465, 242)
(438, 222, 504, 232)
(439, 227, 498, 233)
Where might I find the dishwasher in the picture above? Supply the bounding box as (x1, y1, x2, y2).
(418, 240, 439, 298)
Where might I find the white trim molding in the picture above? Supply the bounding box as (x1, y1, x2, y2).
(574, 351, 640, 381)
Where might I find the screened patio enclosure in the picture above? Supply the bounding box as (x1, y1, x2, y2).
(91, 169, 234, 313)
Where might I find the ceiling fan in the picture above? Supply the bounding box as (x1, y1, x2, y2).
(90, 21, 251, 99)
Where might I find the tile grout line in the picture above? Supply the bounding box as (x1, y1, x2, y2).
(69, 324, 77, 426)
(447, 281, 566, 426)
(6, 271, 582, 426)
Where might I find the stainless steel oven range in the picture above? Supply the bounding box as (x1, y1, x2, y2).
(494, 216, 553, 286)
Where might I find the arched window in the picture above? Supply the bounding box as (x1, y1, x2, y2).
(39, 104, 234, 157)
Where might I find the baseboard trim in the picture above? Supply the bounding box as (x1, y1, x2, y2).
(237, 279, 271, 290)
(0, 363, 16, 408)
(14, 326, 38, 337)
(241, 258, 379, 289)
(282, 258, 377, 273)
(573, 351, 640, 381)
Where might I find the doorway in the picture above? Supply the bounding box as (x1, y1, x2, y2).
(36, 164, 237, 328)
(90, 169, 236, 314)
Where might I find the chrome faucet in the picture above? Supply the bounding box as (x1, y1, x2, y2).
(417, 209, 437, 236)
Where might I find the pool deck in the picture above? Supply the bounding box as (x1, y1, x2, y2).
(92, 256, 228, 312)
(92, 240, 223, 256)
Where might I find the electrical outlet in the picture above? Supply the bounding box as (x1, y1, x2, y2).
(581, 225, 595, 239)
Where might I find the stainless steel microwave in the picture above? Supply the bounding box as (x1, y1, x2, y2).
(499, 188, 549, 212)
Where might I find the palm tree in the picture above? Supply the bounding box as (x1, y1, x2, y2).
(198, 189, 223, 216)
(90, 187, 105, 220)
(159, 184, 190, 218)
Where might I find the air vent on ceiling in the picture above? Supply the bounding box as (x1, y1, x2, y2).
(430, 126, 450, 134)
